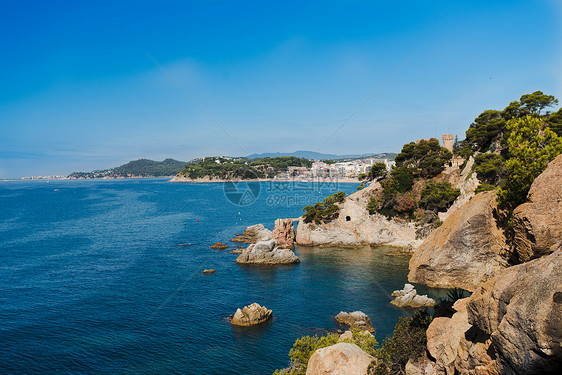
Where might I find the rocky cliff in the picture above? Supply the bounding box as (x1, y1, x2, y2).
(406, 152, 562, 374)
(512, 153, 562, 262)
(295, 181, 423, 249)
(408, 191, 510, 292)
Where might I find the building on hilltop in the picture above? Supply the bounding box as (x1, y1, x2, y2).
(442, 134, 454, 153)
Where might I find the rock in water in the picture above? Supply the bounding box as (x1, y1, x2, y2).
(272, 218, 296, 249)
(306, 343, 375, 375)
(231, 224, 273, 243)
(210, 242, 228, 249)
(202, 269, 216, 274)
(390, 284, 436, 308)
(230, 302, 272, 326)
(235, 239, 300, 264)
(408, 191, 510, 292)
(512, 153, 562, 262)
(334, 311, 375, 332)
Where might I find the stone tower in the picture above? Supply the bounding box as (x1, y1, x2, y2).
(442, 134, 454, 153)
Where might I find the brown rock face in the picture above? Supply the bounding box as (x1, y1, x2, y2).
(230, 303, 272, 326)
(231, 224, 273, 244)
(272, 218, 296, 249)
(512, 153, 562, 262)
(466, 249, 562, 374)
(306, 343, 375, 375)
(210, 242, 228, 249)
(409, 249, 562, 375)
(408, 191, 510, 292)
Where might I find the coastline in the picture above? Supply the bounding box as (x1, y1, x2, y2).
(169, 175, 361, 184)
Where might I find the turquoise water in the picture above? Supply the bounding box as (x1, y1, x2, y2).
(0, 179, 441, 374)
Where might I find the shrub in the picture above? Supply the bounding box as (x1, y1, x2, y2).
(275, 330, 378, 375)
(474, 183, 496, 194)
(419, 182, 460, 213)
(302, 192, 346, 224)
(368, 310, 432, 375)
(473, 153, 508, 186)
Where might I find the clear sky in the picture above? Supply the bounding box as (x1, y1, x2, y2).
(1, 0, 561, 178)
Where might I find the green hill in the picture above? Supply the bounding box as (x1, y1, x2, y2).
(68, 158, 186, 179)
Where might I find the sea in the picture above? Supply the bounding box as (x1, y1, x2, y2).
(0, 178, 445, 375)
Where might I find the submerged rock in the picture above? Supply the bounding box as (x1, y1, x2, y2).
(210, 242, 228, 249)
(231, 224, 273, 244)
(334, 311, 375, 332)
(512, 153, 562, 262)
(202, 269, 216, 274)
(230, 302, 272, 326)
(408, 191, 510, 292)
(306, 343, 375, 375)
(390, 284, 436, 308)
(235, 239, 300, 264)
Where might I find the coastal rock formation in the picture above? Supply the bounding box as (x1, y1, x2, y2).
(390, 284, 436, 308)
(408, 191, 510, 292)
(210, 242, 228, 249)
(306, 343, 375, 375)
(296, 182, 423, 249)
(230, 302, 272, 326)
(202, 269, 216, 274)
(235, 239, 300, 264)
(512, 153, 562, 262)
(334, 311, 375, 332)
(231, 224, 273, 244)
(408, 249, 562, 374)
(272, 218, 296, 249)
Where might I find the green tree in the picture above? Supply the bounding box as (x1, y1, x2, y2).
(519, 91, 558, 115)
(419, 182, 460, 213)
(465, 110, 506, 152)
(369, 162, 387, 180)
(547, 107, 562, 137)
(395, 139, 452, 178)
(497, 116, 562, 217)
(473, 153, 508, 186)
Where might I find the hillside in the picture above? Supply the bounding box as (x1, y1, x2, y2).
(245, 150, 396, 161)
(68, 158, 186, 179)
(175, 156, 312, 180)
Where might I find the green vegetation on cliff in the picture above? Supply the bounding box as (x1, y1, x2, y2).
(68, 158, 186, 178)
(302, 191, 346, 224)
(177, 156, 312, 179)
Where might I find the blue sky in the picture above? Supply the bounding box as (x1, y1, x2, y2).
(1, 0, 561, 178)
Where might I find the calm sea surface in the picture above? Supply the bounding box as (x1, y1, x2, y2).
(0, 179, 443, 374)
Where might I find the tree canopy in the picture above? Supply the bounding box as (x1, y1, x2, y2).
(497, 116, 562, 216)
(394, 138, 452, 178)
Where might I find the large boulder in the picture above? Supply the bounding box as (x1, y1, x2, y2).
(390, 284, 436, 308)
(334, 311, 375, 332)
(466, 248, 562, 373)
(306, 343, 375, 375)
(512, 153, 562, 262)
(231, 224, 273, 243)
(408, 249, 562, 374)
(408, 191, 510, 292)
(272, 218, 296, 249)
(230, 302, 272, 326)
(235, 239, 300, 264)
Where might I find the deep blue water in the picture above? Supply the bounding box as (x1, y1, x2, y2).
(0, 179, 443, 374)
